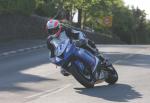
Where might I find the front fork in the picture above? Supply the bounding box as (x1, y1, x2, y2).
(94, 56, 112, 82)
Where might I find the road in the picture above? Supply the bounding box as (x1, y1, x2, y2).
(0, 45, 150, 103)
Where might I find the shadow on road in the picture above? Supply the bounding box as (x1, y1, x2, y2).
(75, 83, 142, 102)
(104, 52, 150, 69)
(0, 72, 58, 92)
(0, 48, 58, 92)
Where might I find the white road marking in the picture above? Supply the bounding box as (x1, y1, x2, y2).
(114, 47, 149, 64)
(114, 60, 122, 64)
(0, 44, 46, 57)
(24, 84, 72, 101)
(18, 49, 25, 52)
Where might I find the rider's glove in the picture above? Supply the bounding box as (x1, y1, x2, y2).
(75, 39, 88, 47)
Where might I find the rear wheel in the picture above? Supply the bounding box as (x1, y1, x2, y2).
(69, 62, 95, 88)
(105, 65, 118, 84)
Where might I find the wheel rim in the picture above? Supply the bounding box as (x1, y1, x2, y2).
(80, 68, 92, 81)
(76, 64, 93, 81)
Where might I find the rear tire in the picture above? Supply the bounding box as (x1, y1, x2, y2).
(69, 63, 94, 88)
(105, 65, 118, 84)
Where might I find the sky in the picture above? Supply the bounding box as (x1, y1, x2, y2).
(123, 0, 150, 19)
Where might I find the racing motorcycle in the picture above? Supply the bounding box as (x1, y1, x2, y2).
(51, 39, 118, 88)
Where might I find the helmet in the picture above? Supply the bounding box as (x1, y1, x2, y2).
(46, 19, 62, 38)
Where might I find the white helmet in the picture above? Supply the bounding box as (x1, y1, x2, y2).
(46, 19, 62, 38)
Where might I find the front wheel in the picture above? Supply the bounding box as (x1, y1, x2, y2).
(69, 62, 95, 88)
(105, 65, 118, 84)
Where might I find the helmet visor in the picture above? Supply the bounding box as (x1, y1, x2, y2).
(48, 26, 59, 35)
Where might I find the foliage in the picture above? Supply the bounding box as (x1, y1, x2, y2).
(34, 0, 58, 17)
(112, 6, 134, 43)
(112, 6, 150, 44)
(0, 0, 150, 44)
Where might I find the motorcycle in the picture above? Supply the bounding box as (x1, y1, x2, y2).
(51, 39, 118, 88)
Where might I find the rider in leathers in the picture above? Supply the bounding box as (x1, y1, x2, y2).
(46, 19, 103, 78)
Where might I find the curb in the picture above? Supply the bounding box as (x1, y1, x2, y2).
(0, 44, 46, 57)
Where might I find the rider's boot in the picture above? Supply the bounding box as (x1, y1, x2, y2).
(60, 68, 70, 76)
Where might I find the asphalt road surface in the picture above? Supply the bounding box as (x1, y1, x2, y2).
(0, 45, 150, 103)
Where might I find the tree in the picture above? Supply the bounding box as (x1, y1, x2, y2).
(132, 7, 147, 43)
(112, 5, 150, 44)
(34, 0, 58, 17)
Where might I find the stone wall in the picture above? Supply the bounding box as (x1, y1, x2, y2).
(0, 13, 124, 44)
(0, 14, 47, 41)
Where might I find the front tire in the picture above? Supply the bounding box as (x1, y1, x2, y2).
(105, 65, 118, 84)
(69, 63, 95, 88)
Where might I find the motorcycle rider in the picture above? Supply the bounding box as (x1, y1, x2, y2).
(46, 19, 104, 79)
